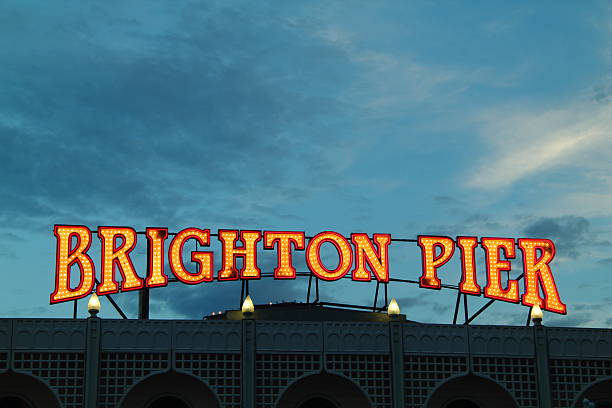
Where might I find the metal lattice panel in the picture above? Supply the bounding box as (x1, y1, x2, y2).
(326, 353, 392, 408)
(0, 351, 8, 372)
(13, 351, 85, 408)
(256, 353, 320, 407)
(550, 358, 612, 407)
(404, 355, 467, 408)
(175, 352, 241, 408)
(473, 356, 537, 407)
(97, 352, 169, 408)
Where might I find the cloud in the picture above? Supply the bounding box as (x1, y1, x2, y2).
(546, 313, 593, 328)
(433, 195, 460, 205)
(0, 2, 369, 231)
(467, 99, 612, 191)
(522, 215, 590, 259)
(597, 258, 612, 267)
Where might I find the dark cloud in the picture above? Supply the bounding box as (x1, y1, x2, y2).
(546, 313, 593, 328)
(593, 84, 612, 105)
(522, 216, 590, 259)
(151, 277, 307, 319)
(0, 2, 363, 231)
(433, 195, 460, 205)
(596, 258, 612, 267)
(0, 248, 18, 260)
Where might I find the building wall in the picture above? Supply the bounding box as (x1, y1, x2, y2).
(0, 318, 611, 408)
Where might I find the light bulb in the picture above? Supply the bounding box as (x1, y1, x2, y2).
(531, 304, 543, 325)
(88, 293, 101, 317)
(242, 295, 254, 314)
(387, 298, 400, 316)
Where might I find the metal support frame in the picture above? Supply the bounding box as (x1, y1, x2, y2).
(464, 273, 525, 325)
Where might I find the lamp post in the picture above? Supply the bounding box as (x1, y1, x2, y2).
(242, 295, 254, 318)
(241, 295, 255, 407)
(531, 303, 551, 407)
(387, 298, 400, 319)
(85, 292, 101, 408)
(531, 304, 543, 326)
(387, 297, 404, 408)
(87, 293, 101, 318)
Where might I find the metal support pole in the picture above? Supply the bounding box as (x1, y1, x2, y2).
(73, 300, 78, 319)
(463, 294, 469, 325)
(384, 282, 388, 307)
(242, 317, 255, 408)
(84, 316, 101, 408)
(138, 288, 149, 320)
(389, 319, 404, 408)
(533, 324, 552, 408)
(240, 280, 245, 308)
(452, 291, 461, 324)
(373, 282, 380, 311)
(307, 274, 313, 303)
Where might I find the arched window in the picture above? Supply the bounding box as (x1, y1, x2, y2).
(298, 397, 337, 408)
(0, 396, 33, 408)
(147, 395, 190, 408)
(445, 399, 480, 408)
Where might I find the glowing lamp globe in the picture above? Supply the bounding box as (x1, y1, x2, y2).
(387, 298, 400, 317)
(242, 295, 254, 315)
(88, 293, 101, 317)
(531, 304, 543, 326)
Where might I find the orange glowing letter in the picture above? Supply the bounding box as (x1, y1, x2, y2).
(457, 236, 481, 295)
(50, 225, 96, 303)
(97, 227, 142, 295)
(418, 236, 455, 289)
(519, 239, 566, 314)
(482, 238, 519, 303)
(168, 228, 213, 284)
(145, 228, 168, 287)
(264, 231, 305, 279)
(306, 231, 352, 281)
(351, 233, 391, 282)
(218, 230, 262, 280)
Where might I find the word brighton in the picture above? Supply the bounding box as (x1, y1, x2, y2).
(50, 225, 567, 314)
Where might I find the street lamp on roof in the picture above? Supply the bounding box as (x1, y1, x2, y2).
(388, 298, 400, 317)
(531, 304, 543, 326)
(88, 293, 100, 317)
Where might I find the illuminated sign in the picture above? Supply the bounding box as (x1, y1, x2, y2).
(50, 225, 567, 314)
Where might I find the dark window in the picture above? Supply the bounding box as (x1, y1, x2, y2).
(446, 399, 480, 408)
(0, 396, 32, 408)
(147, 396, 189, 408)
(298, 397, 337, 408)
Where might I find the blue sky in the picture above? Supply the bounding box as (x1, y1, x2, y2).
(1, 1, 612, 328)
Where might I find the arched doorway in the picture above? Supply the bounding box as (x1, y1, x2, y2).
(276, 372, 372, 408)
(445, 398, 481, 408)
(0, 372, 61, 408)
(147, 395, 190, 408)
(0, 396, 33, 408)
(298, 396, 337, 408)
(425, 374, 518, 408)
(572, 378, 612, 407)
(119, 371, 221, 408)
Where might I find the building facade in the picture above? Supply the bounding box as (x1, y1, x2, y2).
(0, 304, 611, 408)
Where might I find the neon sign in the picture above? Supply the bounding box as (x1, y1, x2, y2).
(50, 225, 567, 314)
